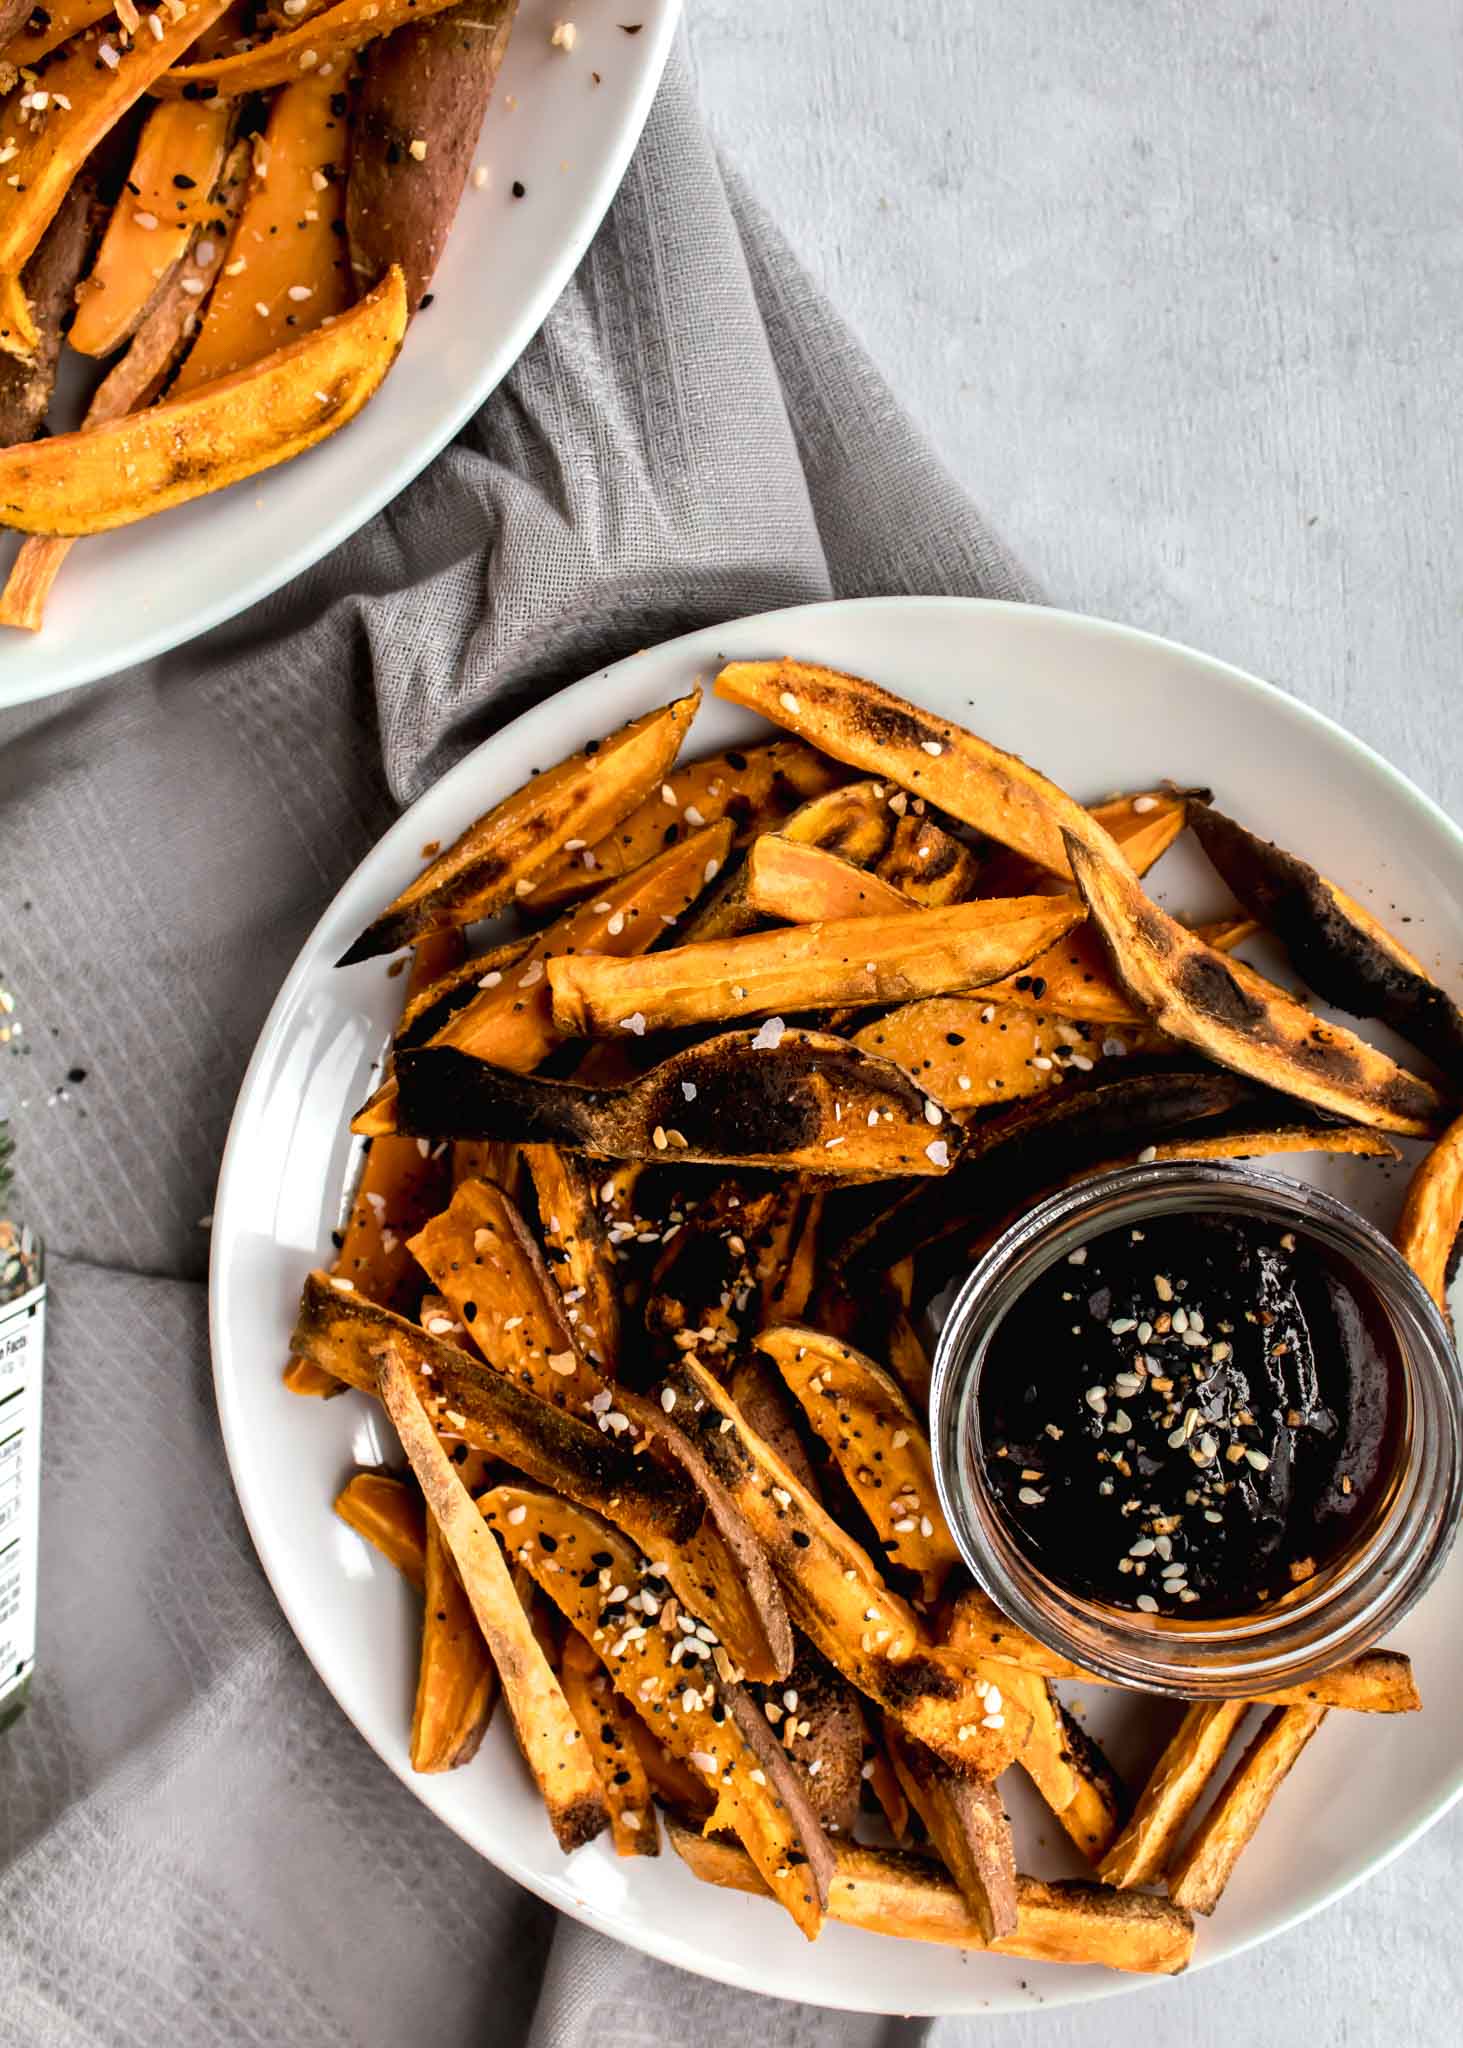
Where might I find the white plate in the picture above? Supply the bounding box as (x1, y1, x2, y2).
(0, 0, 679, 712)
(210, 597, 1463, 2016)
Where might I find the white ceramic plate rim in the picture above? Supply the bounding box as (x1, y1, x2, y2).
(211, 596, 1463, 2014)
(0, 1, 680, 712)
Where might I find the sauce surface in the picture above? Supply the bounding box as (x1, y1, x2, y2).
(977, 1212, 1399, 1617)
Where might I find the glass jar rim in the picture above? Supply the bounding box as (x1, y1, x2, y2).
(929, 1159, 1463, 1696)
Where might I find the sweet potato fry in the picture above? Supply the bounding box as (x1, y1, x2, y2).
(69, 101, 231, 358)
(559, 1629, 659, 1857)
(377, 1346, 608, 1849)
(356, 822, 733, 1131)
(0, 265, 407, 536)
(644, 1181, 784, 1368)
(1064, 830, 1444, 1135)
(655, 1355, 1029, 1779)
(746, 834, 908, 922)
(0, 4, 235, 293)
(757, 1326, 960, 1603)
(156, 0, 468, 96)
(408, 1177, 605, 1412)
(1, 0, 115, 63)
(667, 1825, 1196, 1974)
(0, 158, 102, 439)
(978, 786, 1206, 899)
(747, 1639, 867, 1837)
(1053, 1707, 1128, 1862)
(780, 778, 897, 863)
(339, 694, 701, 964)
(523, 1145, 623, 1371)
(1098, 1702, 1248, 1888)
(1394, 1110, 1463, 1315)
(883, 1723, 1018, 1941)
(394, 1028, 962, 1178)
(1166, 1705, 1327, 1914)
(394, 938, 535, 1050)
(944, 1588, 1421, 1712)
(411, 1516, 499, 1771)
(876, 811, 983, 906)
(1191, 800, 1463, 1085)
(482, 1482, 831, 1936)
(546, 895, 1084, 1038)
(291, 1276, 792, 1683)
(715, 659, 1114, 880)
(967, 915, 1257, 1029)
(173, 78, 351, 391)
(853, 996, 1169, 1116)
(333, 1470, 427, 1587)
(725, 1356, 821, 1498)
(1081, 1122, 1398, 1171)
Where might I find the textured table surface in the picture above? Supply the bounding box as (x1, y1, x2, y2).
(691, 0, 1461, 2038)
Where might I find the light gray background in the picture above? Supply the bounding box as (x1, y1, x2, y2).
(690, 0, 1460, 2040)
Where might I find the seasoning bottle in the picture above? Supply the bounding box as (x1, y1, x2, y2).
(0, 1118, 44, 1732)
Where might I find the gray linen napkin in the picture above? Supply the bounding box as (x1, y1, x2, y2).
(0, 36, 1034, 2047)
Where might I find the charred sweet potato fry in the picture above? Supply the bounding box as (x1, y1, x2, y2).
(357, 822, 733, 1131)
(559, 1629, 659, 1857)
(746, 1639, 867, 1837)
(340, 694, 701, 964)
(523, 1145, 623, 1371)
(291, 1275, 793, 1683)
(1165, 1705, 1327, 1915)
(348, 0, 517, 312)
(994, 1670, 1125, 1863)
(745, 835, 908, 923)
(655, 1356, 1028, 1779)
(1098, 1702, 1248, 1888)
(411, 1516, 500, 1771)
(0, 266, 408, 536)
(1052, 1706, 1129, 1862)
(1081, 1121, 1398, 1171)
(156, 0, 468, 97)
(757, 1326, 960, 1603)
(394, 1028, 961, 1178)
(644, 1182, 784, 1369)
(667, 1825, 1196, 1974)
(482, 1482, 831, 1936)
(1395, 1111, 1463, 1315)
(548, 896, 1084, 1037)
(876, 811, 983, 906)
(883, 1723, 1018, 1941)
(853, 995, 1169, 1115)
(1065, 830, 1444, 1135)
(0, 160, 103, 441)
(1191, 801, 1463, 1086)
(378, 1346, 608, 1849)
(334, 1470, 427, 1587)
(780, 778, 897, 864)
(523, 738, 842, 914)
(970, 915, 1258, 1028)
(945, 1589, 1421, 1712)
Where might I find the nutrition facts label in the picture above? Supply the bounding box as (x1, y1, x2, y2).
(0, 1284, 43, 1714)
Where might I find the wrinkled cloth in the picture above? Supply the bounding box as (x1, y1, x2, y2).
(0, 36, 1034, 2048)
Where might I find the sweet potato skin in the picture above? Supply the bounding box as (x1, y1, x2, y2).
(0, 165, 101, 445)
(348, 0, 517, 312)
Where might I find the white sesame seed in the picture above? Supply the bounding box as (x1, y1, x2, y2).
(547, 1352, 577, 1376)
(619, 1012, 647, 1035)
(1109, 1317, 1137, 1335)
(660, 1387, 676, 1413)
(287, 284, 313, 302)
(1133, 794, 1160, 813)
(1128, 1536, 1155, 1557)
(1136, 1594, 1159, 1613)
(779, 691, 799, 713)
(1017, 1486, 1044, 1506)
(926, 1139, 950, 1167)
(1067, 1246, 1088, 1266)
(921, 739, 943, 756)
(1245, 1448, 1271, 1471)
(1084, 1386, 1108, 1412)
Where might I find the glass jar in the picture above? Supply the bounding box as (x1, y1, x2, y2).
(0, 1120, 44, 1732)
(929, 1160, 1462, 1698)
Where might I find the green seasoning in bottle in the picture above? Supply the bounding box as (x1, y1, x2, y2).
(0, 1118, 43, 1731)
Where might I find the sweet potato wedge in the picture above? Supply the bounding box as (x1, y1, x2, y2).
(156, 0, 468, 96)
(354, 821, 731, 1131)
(408, 1177, 605, 1412)
(0, 156, 104, 438)
(944, 1588, 1421, 1712)
(876, 811, 983, 906)
(1052, 1705, 1128, 1862)
(978, 786, 1204, 899)
(291, 1275, 791, 1682)
(522, 738, 843, 915)
(1165, 1705, 1327, 1915)
(173, 76, 351, 391)
(746, 834, 908, 923)
(1064, 829, 1444, 1135)
(715, 659, 1117, 880)
(882, 1723, 1018, 1941)
(1079, 1121, 1398, 1171)
(853, 996, 1169, 1116)
(394, 1028, 961, 1178)
(559, 1628, 659, 1857)
(0, 264, 407, 535)
(482, 1481, 831, 1936)
(333, 1469, 427, 1587)
(655, 1355, 1028, 1779)
(0, 4, 235, 292)
(1395, 1111, 1463, 1314)
(967, 915, 1257, 1029)
(523, 1145, 622, 1371)
(747, 1638, 867, 1837)
(377, 1346, 608, 1850)
(667, 1825, 1196, 1974)
(340, 693, 700, 964)
(726, 1356, 821, 1499)
(547, 895, 1084, 1038)
(1, 0, 115, 63)
(1097, 1702, 1248, 1889)
(1190, 800, 1463, 1086)
(411, 1515, 499, 1771)
(757, 1325, 960, 1603)
(644, 1181, 784, 1368)
(69, 100, 231, 358)
(347, 0, 516, 312)
(780, 778, 898, 864)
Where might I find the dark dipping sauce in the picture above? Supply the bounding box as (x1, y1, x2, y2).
(977, 1212, 1402, 1618)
